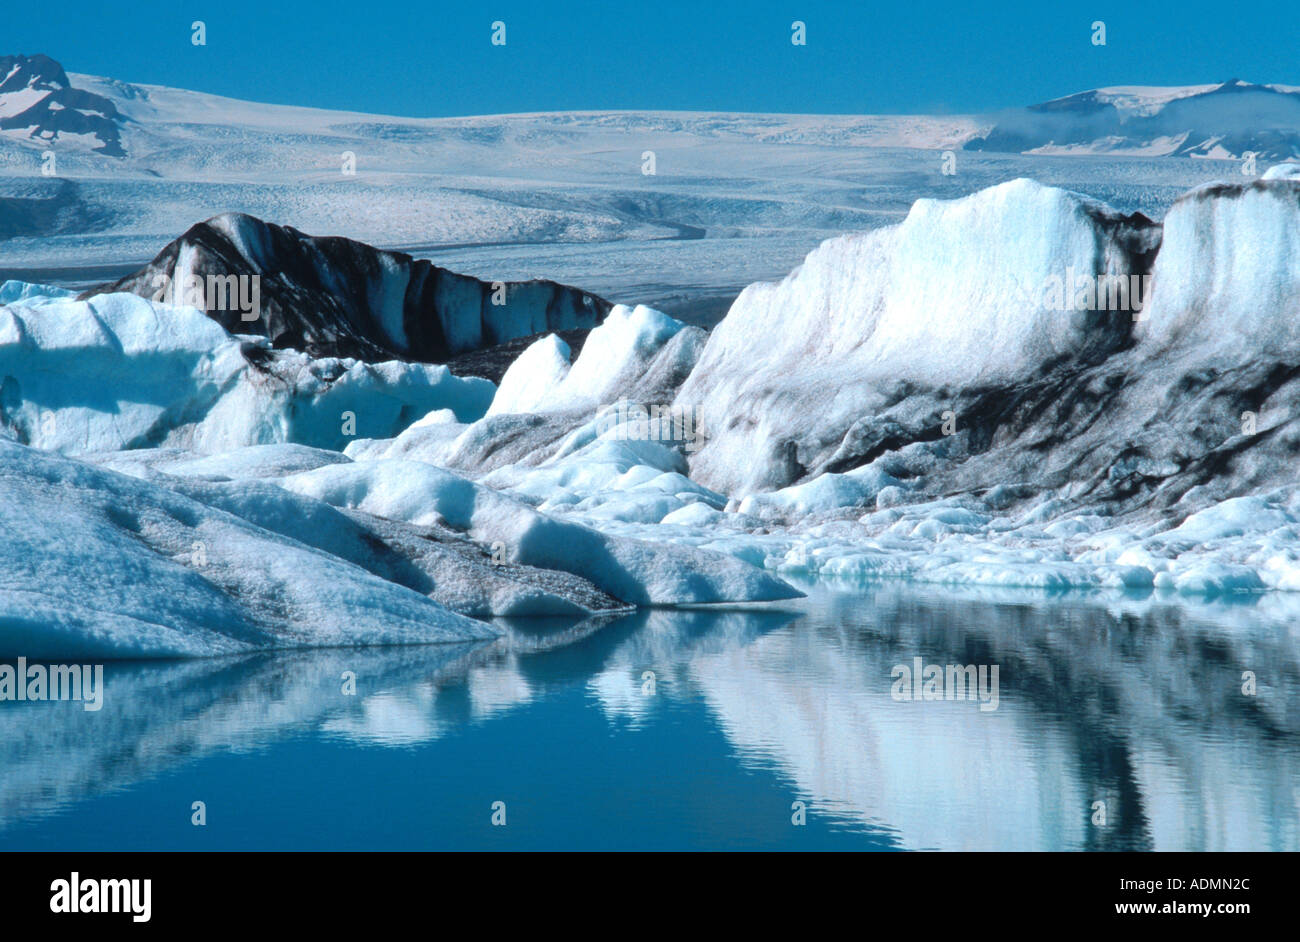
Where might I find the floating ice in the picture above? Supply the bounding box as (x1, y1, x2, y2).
(0, 289, 495, 453)
(14, 165, 1300, 660)
(0, 441, 498, 659)
(275, 458, 801, 606)
(676, 178, 1159, 494)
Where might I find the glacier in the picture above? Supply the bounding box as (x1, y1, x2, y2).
(6, 164, 1300, 658)
(8, 53, 1283, 322)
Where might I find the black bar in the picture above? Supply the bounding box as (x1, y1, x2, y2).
(0, 852, 1284, 927)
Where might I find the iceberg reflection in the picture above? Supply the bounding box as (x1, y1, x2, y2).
(2, 586, 1296, 850)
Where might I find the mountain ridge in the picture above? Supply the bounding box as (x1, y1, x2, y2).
(968, 79, 1300, 159)
(0, 53, 123, 155)
(3, 54, 1294, 163)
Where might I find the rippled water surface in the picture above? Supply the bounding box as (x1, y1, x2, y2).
(2, 580, 1297, 850)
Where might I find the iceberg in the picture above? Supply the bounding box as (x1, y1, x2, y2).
(275, 458, 801, 607)
(91, 213, 612, 364)
(0, 440, 497, 659)
(0, 288, 494, 453)
(12, 166, 1300, 659)
(675, 178, 1161, 494)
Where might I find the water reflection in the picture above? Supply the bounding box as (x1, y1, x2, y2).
(2, 583, 1297, 850)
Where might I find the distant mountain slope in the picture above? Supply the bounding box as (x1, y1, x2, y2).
(4, 54, 1299, 309)
(968, 80, 1300, 160)
(0, 54, 123, 155)
(86, 213, 611, 363)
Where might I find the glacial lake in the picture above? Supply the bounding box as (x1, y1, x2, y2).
(2, 579, 1297, 851)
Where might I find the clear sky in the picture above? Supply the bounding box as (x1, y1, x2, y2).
(5, 0, 1299, 117)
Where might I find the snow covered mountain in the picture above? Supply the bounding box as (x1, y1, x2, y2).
(968, 80, 1300, 159)
(4, 55, 1297, 316)
(89, 212, 611, 364)
(0, 54, 123, 156)
(0, 57, 990, 309)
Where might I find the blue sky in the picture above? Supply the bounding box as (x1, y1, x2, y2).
(6, 0, 1299, 116)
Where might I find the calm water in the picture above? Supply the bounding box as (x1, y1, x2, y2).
(2, 580, 1298, 851)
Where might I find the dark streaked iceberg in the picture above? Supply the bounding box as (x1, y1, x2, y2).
(87, 213, 612, 364)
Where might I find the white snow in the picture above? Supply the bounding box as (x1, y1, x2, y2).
(0, 86, 52, 119)
(1076, 84, 1224, 118)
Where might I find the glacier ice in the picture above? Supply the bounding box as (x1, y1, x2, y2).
(1138, 176, 1300, 354)
(487, 333, 572, 416)
(0, 440, 498, 658)
(0, 286, 495, 453)
(274, 458, 800, 607)
(487, 303, 702, 416)
(91, 213, 612, 364)
(11, 166, 1300, 659)
(448, 172, 1300, 601)
(96, 454, 632, 620)
(675, 178, 1161, 494)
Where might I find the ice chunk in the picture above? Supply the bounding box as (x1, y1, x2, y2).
(0, 280, 77, 304)
(1139, 175, 1300, 355)
(677, 179, 1157, 493)
(486, 304, 689, 415)
(0, 291, 494, 454)
(739, 467, 903, 518)
(275, 459, 802, 606)
(487, 333, 571, 416)
(0, 441, 498, 659)
(1261, 163, 1300, 181)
